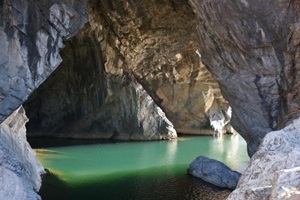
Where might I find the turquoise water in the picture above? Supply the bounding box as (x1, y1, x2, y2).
(31, 135, 248, 200)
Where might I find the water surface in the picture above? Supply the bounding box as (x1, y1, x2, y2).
(31, 135, 248, 200)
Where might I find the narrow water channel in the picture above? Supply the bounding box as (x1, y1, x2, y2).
(29, 135, 248, 200)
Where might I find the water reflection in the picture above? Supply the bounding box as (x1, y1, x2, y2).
(165, 140, 178, 165)
(207, 135, 247, 169)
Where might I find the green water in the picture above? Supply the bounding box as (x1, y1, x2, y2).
(31, 135, 248, 200)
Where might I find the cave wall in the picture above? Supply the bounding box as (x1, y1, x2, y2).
(0, 0, 88, 198)
(95, 0, 231, 134)
(189, 0, 300, 156)
(24, 0, 232, 138)
(0, 0, 87, 124)
(24, 28, 176, 140)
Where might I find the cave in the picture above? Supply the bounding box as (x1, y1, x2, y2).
(1, 0, 300, 199)
(23, 0, 232, 140)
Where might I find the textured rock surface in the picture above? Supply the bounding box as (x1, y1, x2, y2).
(24, 30, 176, 140)
(188, 156, 241, 189)
(24, 0, 232, 137)
(94, 0, 232, 135)
(228, 118, 300, 199)
(0, 0, 87, 124)
(0, 106, 44, 199)
(189, 0, 300, 156)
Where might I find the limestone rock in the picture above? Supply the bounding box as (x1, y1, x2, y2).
(0, 0, 87, 124)
(271, 167, 300, 199)
(24, 30, 176, 140)
(188, 156, 241, 189)
(0, 106, 44, 199)
(189, 0, 300, 156)
(95, 0, 231, 135)
(228, 118, 300, 199)
(24, 0, 231, 137)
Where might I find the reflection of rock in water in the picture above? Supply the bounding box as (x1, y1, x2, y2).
(186, 176, 231, 200)
(35, 149, 65, 160)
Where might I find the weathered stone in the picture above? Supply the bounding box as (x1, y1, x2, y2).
(0, 1, 87, 197)
(228, 118, 300, 200)
(24, 31, 176, 140)
(24, 0, 232, 138)
(188, 156, 241, 189)
(0, 106, 44, 199)
(0, 0, 88, 124)
(95, 0, 232, 135)
(271, 167, 300, 199)
(189, 0, 300, 156)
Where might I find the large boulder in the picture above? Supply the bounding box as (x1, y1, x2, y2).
(189, 0, 300, 156)
(188, 156, 241, 189)
(228, 118, 300, 199)
(0, 106, 44, 199)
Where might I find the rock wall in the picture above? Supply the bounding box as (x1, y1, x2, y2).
(189, 0, 300, 156)
(0, 106, 44, 199)
(0, 1, 88, 198)
(0, 0, 87, 124)
(24, 31, 176, 139)
(95, 0, 231, 135)
(24, 0, 232, 138)
(228, 118, 300, 199)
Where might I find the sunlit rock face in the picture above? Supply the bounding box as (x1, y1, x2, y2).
(24, 0, 231, 137)
(93, 0, 231, 135)
(0, 106, 44, 199)
(0, 0, 87, 124)
(228, 118, 300, 199)
(189, 0, 300, 156)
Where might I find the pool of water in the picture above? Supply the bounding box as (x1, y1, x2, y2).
(30, 135, 249, 200)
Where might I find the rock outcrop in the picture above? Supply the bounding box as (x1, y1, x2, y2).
(24, 0, 232, 138)
(0, 106, 44, 199)
(0, 0, 87, 124)
(189, 0, 300, 156)
(228, 118, 300, 199)
(188, 156, 241, 189)
(0, 1, 88, 198)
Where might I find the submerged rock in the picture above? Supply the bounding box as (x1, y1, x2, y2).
(228, 118, 300, 199)
(188, 156, 241, 189)
(0, 106, 44, 199)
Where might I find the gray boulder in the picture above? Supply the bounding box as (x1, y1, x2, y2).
(228, 118, 300, 200)
(188, 156, 241, 189)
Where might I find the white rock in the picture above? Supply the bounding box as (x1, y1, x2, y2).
(0, 106, 44, 199)
(228, 118, 300, 200)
